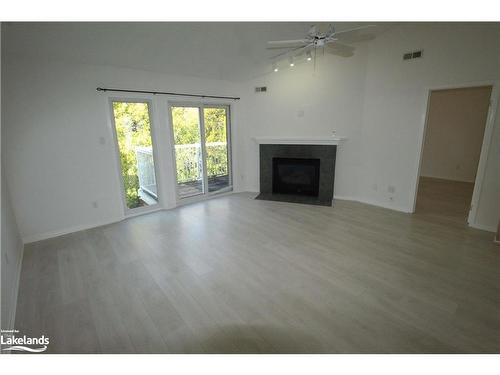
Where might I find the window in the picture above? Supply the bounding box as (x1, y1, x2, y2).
(170, 104, 231, 199)
(111, 101, 159, 210)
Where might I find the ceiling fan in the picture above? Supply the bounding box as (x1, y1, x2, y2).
(267, 24, 376, 67)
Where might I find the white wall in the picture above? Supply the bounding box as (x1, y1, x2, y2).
(360, 23, 500, 229)
(475, 106, 500, 231)
(420, 86, 492, 182)
(240, 45, 369, 200)
(1, 22, 24, 332)
(2, 57, 245, 242)
(241, 23, 500, 230)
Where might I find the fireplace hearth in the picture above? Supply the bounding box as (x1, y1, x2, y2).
(256, 144, 336, 206)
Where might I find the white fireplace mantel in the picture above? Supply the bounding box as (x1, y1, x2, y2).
(253, 136, 346, 146)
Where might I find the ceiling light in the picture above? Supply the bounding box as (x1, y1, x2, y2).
(289, 57, 294, 67)
(272, 62, 278, 72)
(306, 51, 312, 61)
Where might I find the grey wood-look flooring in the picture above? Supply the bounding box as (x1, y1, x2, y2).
(416, 176, 475, 225)
(14, 193, 500, 353)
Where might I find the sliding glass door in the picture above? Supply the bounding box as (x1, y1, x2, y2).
(204, 107, 231, 193)
(171, 106, 205, 198)
(111, 100, 159, 210)
(170, 104, 231, 199)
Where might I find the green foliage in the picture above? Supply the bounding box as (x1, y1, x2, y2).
(204, 108, 227, 144)
(204, 108, 228, 178)
(113, 102, 152, 209)
(172, 107, 201, 145)
(172, 107, 229, 183)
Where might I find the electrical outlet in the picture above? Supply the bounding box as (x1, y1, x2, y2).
(297, 110, 305, 118)
(372, 184, 378, 191)
(388, 185, 396, 194)
(92, 201, 98, 208)
(99, 136, 106, 145)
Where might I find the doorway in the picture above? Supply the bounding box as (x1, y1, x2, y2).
(169, 104, 232, 200)
(415, 85, 492, 224)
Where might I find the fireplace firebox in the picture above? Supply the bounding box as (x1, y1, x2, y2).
(272, 158, 320, 197)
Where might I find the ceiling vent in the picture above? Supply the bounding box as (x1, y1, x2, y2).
(255, 86, 267, 93)
(403, 50, 423, 61)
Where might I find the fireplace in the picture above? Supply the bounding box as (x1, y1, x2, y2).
(256, 144, 337, 206)
(273, 158, 320, 197)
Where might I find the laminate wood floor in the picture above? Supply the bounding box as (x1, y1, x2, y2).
(416, 176, 475, 226)
(14, 193, 500, 353)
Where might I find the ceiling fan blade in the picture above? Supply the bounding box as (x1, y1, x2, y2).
(271, 43, 314, 59)
(266, 44, 308, 50)
(325, 24, 335, 37)
(267, 39, 310, 46)
(334, 25, 376, 36)
(307, 25, 318, 36)
(325, 42, 356, 57)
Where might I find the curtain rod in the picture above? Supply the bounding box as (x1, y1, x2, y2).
(96, 87, 240, 100)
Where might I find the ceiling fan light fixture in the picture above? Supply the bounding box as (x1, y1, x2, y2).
(306, 51, 312, 61)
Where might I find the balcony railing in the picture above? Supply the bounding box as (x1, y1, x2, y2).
(174, 142, 228, 183)
(135, 142, 229, 199)
(135, 146, 157, 198)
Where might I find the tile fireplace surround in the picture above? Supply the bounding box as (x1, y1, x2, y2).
(255, 140, 338, 206)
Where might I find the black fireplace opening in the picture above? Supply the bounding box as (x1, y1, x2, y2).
(272, 157, 320, 197)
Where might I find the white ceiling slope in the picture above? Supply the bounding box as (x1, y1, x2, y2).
(3, 22, 391, 81)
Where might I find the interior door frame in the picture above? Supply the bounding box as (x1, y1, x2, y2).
(167, 101, 233, 204)
(410, 80, 498, 228)
(108, 97, 163, 216)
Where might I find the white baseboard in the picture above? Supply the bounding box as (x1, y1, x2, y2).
(22, 216, 123, 244)
(468, 222, 496, 233)
(244, 192, 412, 213)
(21, 192, 240, 244)
(333, 196, 495, 233)
(7, 241, 24, 332)
(334, 195, 412, 213)
(29, 189, 491, 245)
(333, 194, 357, 202)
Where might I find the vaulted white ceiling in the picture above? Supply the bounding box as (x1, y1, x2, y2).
(3, 22, 392, 81)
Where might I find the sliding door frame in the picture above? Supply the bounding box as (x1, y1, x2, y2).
(167, 101, 233, 204)
(108, 97, 163, 216)
(203, 103, 233, 195)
